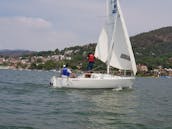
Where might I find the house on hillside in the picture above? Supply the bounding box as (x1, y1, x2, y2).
(137, 64, 148, 72)
(0, 58, 5, 64)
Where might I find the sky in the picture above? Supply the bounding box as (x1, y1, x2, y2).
(0, 0, 171, 51)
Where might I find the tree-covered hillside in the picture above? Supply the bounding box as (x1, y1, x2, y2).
(131, 26, 172, 69)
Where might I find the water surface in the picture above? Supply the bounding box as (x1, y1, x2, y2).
(0, 70, 172, 129)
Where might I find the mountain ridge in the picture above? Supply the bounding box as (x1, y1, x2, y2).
(131, 26, 172, 48)
(0, 49, 35, 57)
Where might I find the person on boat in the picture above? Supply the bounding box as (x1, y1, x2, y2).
(61, 64, 72, 78)
(87, 52, 95, 71)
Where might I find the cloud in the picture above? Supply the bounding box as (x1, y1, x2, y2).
(0, 17, 78, 51)
(0, 0, 105, 51)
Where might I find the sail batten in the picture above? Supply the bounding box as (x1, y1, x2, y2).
(95, 0, 137, 75)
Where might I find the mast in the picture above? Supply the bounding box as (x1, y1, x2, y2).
(106, 0, 118, 74)
(107, 65, 110, 74)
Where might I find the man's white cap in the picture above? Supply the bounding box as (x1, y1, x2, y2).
(63, 65, 66, 67)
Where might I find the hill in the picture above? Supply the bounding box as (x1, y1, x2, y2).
(0, 49, 35, 57)
(131, 26, 172, 68)
(131, 27, 172, 55)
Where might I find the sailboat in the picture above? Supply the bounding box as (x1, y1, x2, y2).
(50, 0, 137, 89)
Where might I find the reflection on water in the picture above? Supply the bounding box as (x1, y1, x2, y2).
(60, 89, 139, 129)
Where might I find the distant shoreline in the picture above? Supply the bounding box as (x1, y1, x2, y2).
(0, 66, 10, 70)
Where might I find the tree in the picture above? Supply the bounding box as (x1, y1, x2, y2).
(44, 60, 57, 70)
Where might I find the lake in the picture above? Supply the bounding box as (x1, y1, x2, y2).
(0, 69, 172, 129)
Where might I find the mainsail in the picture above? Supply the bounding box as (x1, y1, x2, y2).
(95, 0, 137, 75)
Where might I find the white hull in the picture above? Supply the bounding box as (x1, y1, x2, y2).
(50, 74, 135, 89)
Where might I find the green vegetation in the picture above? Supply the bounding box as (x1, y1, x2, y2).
(30, 60, 58, 70)
(29, 27, 172, 71)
